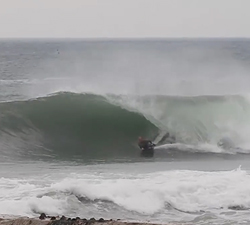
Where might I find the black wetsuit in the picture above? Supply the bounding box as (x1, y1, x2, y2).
(138, 140, 155, 157)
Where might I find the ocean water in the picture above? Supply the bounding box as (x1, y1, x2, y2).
(1, 39, 250, 224)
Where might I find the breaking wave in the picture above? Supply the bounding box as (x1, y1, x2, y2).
(0, 92, 158, 160)
(1, 92, 250, 160)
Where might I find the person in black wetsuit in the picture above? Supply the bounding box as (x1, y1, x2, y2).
(138, 136, 152, 150)
(138, 137, 155, 157)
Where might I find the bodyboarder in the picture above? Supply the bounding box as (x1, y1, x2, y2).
(138, 136, 155, 157)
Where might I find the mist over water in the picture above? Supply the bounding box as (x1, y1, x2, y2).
(1, 39, 250, 224)
(1, 39, 250, 100)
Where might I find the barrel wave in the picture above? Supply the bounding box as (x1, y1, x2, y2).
(1, 92, 250, 161)
(0, 92, 158, 160)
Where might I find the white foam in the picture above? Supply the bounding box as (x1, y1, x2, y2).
(0, 177, 67, 216)
(1, 166, 249, 218)
(107, 93, 250, 154)
(58, 167, 250, 214)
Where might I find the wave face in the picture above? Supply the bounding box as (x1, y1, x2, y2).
(1, 92, 250, 160)
(0, 92, 158, 160)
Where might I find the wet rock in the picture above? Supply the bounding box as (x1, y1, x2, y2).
(98, 218, 104, 222)
(0, 217, 167, 225)
(60, 216, 67, 221)
(51, 217, 56, 221)
(39, 213, 46, 220)
(85, 218, 96, 225)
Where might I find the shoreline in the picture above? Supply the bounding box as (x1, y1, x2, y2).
(0, 214, 183, 225)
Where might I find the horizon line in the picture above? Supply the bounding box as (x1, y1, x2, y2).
(0, 37, 250, 41)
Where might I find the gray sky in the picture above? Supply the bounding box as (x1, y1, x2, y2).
(0, 0, 249, 38)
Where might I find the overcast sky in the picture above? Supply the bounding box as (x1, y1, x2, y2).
(0, 0, 249, 38)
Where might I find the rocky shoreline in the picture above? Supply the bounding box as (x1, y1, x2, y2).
(0, 214, 182, 225)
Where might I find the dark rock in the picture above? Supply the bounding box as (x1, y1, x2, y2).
(39, 213, 46, 220)
(85, 218, 96, 225)
(98, 218, 104, 222)
(82, 218, 87, 222)
(60, 216, 67, 221)
(76, 217, 80, 220)
(51, 217, 56, 221)
(67, 218, 72, 221)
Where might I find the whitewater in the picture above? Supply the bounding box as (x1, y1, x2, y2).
(1, 39, 250, 224)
